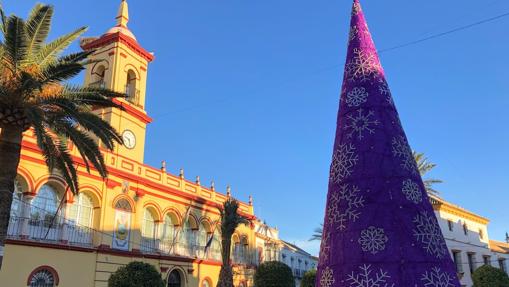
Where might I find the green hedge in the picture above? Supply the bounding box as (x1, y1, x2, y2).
(301, 269, 317, 287)
(108, 261, 165, 287)
(254, 261, 295, 287)
(472, 265, 509, 287)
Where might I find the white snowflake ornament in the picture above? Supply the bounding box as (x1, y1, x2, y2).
(344, 109, 379, 140)
(320, 266, 335, 287)
(346, 264, 394, 287)
(413, 211, 448, 258)
(401, 179, 422, 204)
(327, 184, 365, 230)
(346, 87, 368, 107)
(421, 267, 457, 287)
(358, 226, 388, 254)
(391, 136, 418, 174)
(345, 48, 381, 82)
(330, 143, 358, 184)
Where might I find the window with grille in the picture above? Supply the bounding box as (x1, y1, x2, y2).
(29, 268, 56, 287)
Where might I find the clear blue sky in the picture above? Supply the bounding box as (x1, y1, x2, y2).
(10, 0, 509, 255)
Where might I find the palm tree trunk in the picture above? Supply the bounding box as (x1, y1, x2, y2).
(217, 235, 233, 287)
(0, 126, 23, 265)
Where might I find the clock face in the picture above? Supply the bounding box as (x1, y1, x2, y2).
(122, 130, 136, 149)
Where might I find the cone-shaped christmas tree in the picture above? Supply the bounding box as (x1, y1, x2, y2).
(317, 1, 461, 286)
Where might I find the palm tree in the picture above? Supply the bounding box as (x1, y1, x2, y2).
(310, 152, 443, 241)
(217, 197, 249, 287)
(0, 4, 124, 254)
(413, 151, 443, 195)
(309, 224, 323, 242)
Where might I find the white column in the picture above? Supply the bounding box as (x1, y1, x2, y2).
(59, 201, 72, 243)
(19, 194, 33, 239)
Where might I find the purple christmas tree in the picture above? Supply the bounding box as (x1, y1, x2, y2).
(316, 1, 461, 286)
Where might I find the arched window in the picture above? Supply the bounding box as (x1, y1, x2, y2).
(197, 222, 209, 247)
(68, 193, 93, 227)
(125, 69, 138, 104)
(161, 214, 177, 243)
(10, 179, 24, 217)
(142, 209, 157, 239)
(182, 217, 197, 249)
(91, 65, 106, 88)
(167, 269, 181, 287)
(211, 229, 221, 261)
(114, 198, 132, 212)
(201, 278, 212, 287)
(31, 184, 60, 222)
(28, 267, 58, 287)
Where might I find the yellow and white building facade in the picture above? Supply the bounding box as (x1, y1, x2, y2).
(0, 1, 257, 286)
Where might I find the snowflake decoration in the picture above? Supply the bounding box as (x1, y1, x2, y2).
(327, 184, 365, 230)
(401, 179, 422, 204)
(413, 211, 448, 258)
(330, 143, 358, 184)
(358, 226, 388, 255)
(345, 48, 381, 82)
(378, 79, 395, 107)
(421, 267, 457, 287)
(352, 1, 362, 16)
(320, 266, 335, 287)
(346, 264, 395, 287)
(391, 136, 418, 174)
(346, 87, 368, 107)
(319, 231, 331, 265)
(349, 25, 359, 41)
(344, 109, 379, 140)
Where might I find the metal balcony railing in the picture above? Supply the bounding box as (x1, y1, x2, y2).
(125, 85, 141, 106)
(89, 80, 106, 88)
(7, 215, 94, 247)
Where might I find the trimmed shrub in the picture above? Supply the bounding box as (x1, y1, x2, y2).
(472, 264, 509, 287)
(301, 269, 317, 287)
(108, 261, 165, 287)
(254, 261, 295, 287)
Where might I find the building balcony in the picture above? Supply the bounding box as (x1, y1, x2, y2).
(125, 85, 141, 107)
(89, 80, 106, 89)
(139, 237, 222, 262)
(7, 215, 94, 248)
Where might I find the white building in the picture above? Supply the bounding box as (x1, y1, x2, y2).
(431, 195, 509, 287)
(253, 220, 317, 287)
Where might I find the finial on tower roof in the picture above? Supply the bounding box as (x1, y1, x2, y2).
(116, 0, 129, 28)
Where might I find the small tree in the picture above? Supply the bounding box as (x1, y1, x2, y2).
(108, 261, 165, 287)
(254, 261, 295, 287)
(301, 269, 316, 287)
(217, 197, 249, 287)
(472, 265, 509, 287)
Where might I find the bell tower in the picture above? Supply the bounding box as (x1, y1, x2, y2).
(80, 0, 154, 163)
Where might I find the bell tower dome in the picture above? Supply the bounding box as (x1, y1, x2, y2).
(80, 0, 154, 163)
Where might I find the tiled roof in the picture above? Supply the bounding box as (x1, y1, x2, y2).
(490, 240, 509, 254)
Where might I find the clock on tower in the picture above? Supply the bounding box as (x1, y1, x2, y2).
(80, 0, 154, 163)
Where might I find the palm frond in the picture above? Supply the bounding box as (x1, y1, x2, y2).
(29, 110, 79, 193)
(25, 4, 53, 57)
(35, 26, 87, 67)
(4, 16, 28, 70)
(70, 112, 123, 150)
(309, 224, 323, 241)
(413, 150, 443, 195)
(40, 60, 85, 84)
(51, 118, 108, 177)
(0, 3, 7, 34)
(60, 85, 125, 108)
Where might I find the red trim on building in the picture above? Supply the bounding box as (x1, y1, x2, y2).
(114, 99, 153, 124)
(7, 239, 95, 253)
(80, 32, 154, 62)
